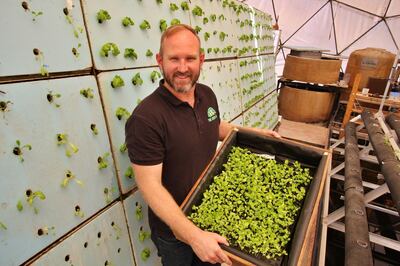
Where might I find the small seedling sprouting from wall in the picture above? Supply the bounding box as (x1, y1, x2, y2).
(80, 88, 94, 99)
(12, 140, 32, 162)
(46, 90, 61, 107)
(0, 100, 12, 118)
(111, 221, 122, 240)
(0, 222, 7, 230)
(138, 227, 150, 242)
(111, 75, 125, 88)
(90, 124, 98, 135)
(150, 71, 161, 83)
(135, 202, 143, 220)
(141, 248, 151, 261)
(33, 48, 49, 76)
(131, 73, 143, 86)
(100, 43, 120, 57)
(74, 205, 84, 218)
(115, 107, 130, 120)
(96, 9, 111, 23)
(103, 187, 113, 204)
(56, 133, 79, 157)
(61, 170, 83, 187)
(97, 152, 110, 169)
(122, 17, 134, 27)
(124, 166, 134, 179)
(37, 226, 55, 236)
(17, 189, 46, 214)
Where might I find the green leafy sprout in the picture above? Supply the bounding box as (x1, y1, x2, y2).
(0, 100, 12, 116)
(170, 3, 179, 11)
(135, 203, 143, 220)
(122, 16, 134, 27)
(62, 170, 83, 188)
(46, 90, 61, 107)
(141, 248, 151, 261)
(146, 49, 153, 57)
(181, 1, 189, 11)
(97, 152, 110, 169)
(31, 10, 43, 21)
(150, 70, 161, 83)
(96, 9, 111, 23)
(115, 107, 130, 120)
(132, 73, 144, 86)
(111, 222, 122, 240)
(34, 49, 49, 77)
(56, 133, 79, 157)
(160, 19, 168, 32)
(111, 75, 125, 88)
(100, 43, 120, 57)
(104, 187, 114, 204)
(204, 32, 210, 41)
(17, 189, 46, 214)
(192, 6, 203, 16)
(80, 88, 94, 99)
(203, 17, 209, 24)
(219, 32, 227, 41)
(119, 143, 127, 153)
(90, 124, 99, 135)
(13, 140, 32, 162)
(188, 146, 312, 260)
(156, 0, 163, 4)
(139, 20, 151, 30)
(0, 221, 7, 230)
(194, 26, 202, 34)
(139, 228, 151, 242)
(74, 205, 84, 218)
(124, 48, 138, 60)
(210, 14, 217, 22)
(125, 166, 134, 179)
(170, 18, 181, 26)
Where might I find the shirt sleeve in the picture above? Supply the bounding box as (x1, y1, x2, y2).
(125, 113, 165, 165)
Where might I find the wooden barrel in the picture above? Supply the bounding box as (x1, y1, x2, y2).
(345, 48, 395, 90)
(278, 86, 335, 123)
(283, 55, 342, 84)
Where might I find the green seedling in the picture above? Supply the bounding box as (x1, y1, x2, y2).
(124, 48, 138, 60)
(37, 226, 55, 236)
(125, 166, 134, 179)
(111, 75, 125, 88)
(64, 8, 84, 38)
(80, 88, 94, 99)
(104, 187, 114, 204)
(74, 205, 84, 218)
(204, 32, 210, 41)
(139, 228, 151, 242)
(31, 10, 43, 21)
(150, 70, 161, 83)
(170, 3, 179, 11)
(137, 98, 142, 105)
(218, 14, 225, 21)
(34, 48, 49, 76)
(203, 17, 209, 24)
(132, 73, 144, 86)
(119, 143, 127, 153)
(90, 124, 99, 135)
(62, 170, 83, 187)
(194, 26, 202, 34)
(97, 152, 110, 169)
(207, 48, 212, 54)
(0, 100, 12, 117)
(122, 16, 134, 27)
(17, 189, 46, 214)
(213, 47, 220, 54)
(139, 20, 151, 30)
(72, 43, 82, 58)
(96, 9, 111, 23)
(210, 14, 216, 22)
(146, 49, 153, 57)
(56, 133, 79, 157)
(192, 6, 203, 16)
(156, 0, 163, 4)
(13, 140, 32, 162)
(170, 18, 181, 26)
(181, 1, 189, 11)
(111, 222, 122, 240)
(141, 248, 151, 261)
(135, 203, 143, 220)
(0, 221, 7, 230)
(100, 43, 120, 57)
(115, 107, 130, 120)
(159, 19, 168, 32)
(219, 32, 227, 42)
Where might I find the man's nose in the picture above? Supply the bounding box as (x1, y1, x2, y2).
(178, 60, 188, 72)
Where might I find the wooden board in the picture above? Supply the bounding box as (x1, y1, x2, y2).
(277, 119, 330, 148)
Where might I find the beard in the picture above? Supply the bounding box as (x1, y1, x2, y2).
(161, 68, 200, 93)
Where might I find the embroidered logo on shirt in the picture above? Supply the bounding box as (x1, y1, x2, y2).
(207, 107, 217, 122)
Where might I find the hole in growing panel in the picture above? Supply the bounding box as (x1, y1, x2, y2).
(84, 242, 88, 248)
(65, 254, 70, 262)
(117, 248, 121, 253)
(33, 48, 40, 56)
(37, 228, 44, 236)
(97, 232, 101, 238)
(26, 189, 32, 197)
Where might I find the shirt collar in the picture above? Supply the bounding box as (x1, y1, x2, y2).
(157, 79, 201, 106)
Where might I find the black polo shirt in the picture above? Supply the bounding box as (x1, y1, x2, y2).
(125, 80, 220, 238)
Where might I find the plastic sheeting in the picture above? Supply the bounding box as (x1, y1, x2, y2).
(245, 0, 400, 75)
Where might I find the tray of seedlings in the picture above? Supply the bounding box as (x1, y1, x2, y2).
(182, 129, 330, 266)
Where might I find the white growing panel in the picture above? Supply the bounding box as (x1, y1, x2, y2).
(243, 97, 268, 129)
(124, 190, 161, 266)
(190, 0, 239, 59)
(31, 202, 135, 266)
(254, 8, 274, 54)
(0, 76, 119, 266)
(260, 54, 276, 95)
(0, 0, 91, 78)
(98, 67, 162, 194)
(82, 0, 190, 70)
(235, 1, 258, 57)
(199, 59, 242, 121)
(230, 114, 244, 126)
(265, 90, 279, 129)
(238, 56, 266, 111)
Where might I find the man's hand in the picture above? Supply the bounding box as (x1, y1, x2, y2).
(186, 228, 232, 265)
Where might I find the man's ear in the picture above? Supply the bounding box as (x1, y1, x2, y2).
(156, 53, 162, 67)
(199, 52, 205, 67)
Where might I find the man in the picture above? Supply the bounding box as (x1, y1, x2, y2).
(125, 24, 280, 266)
